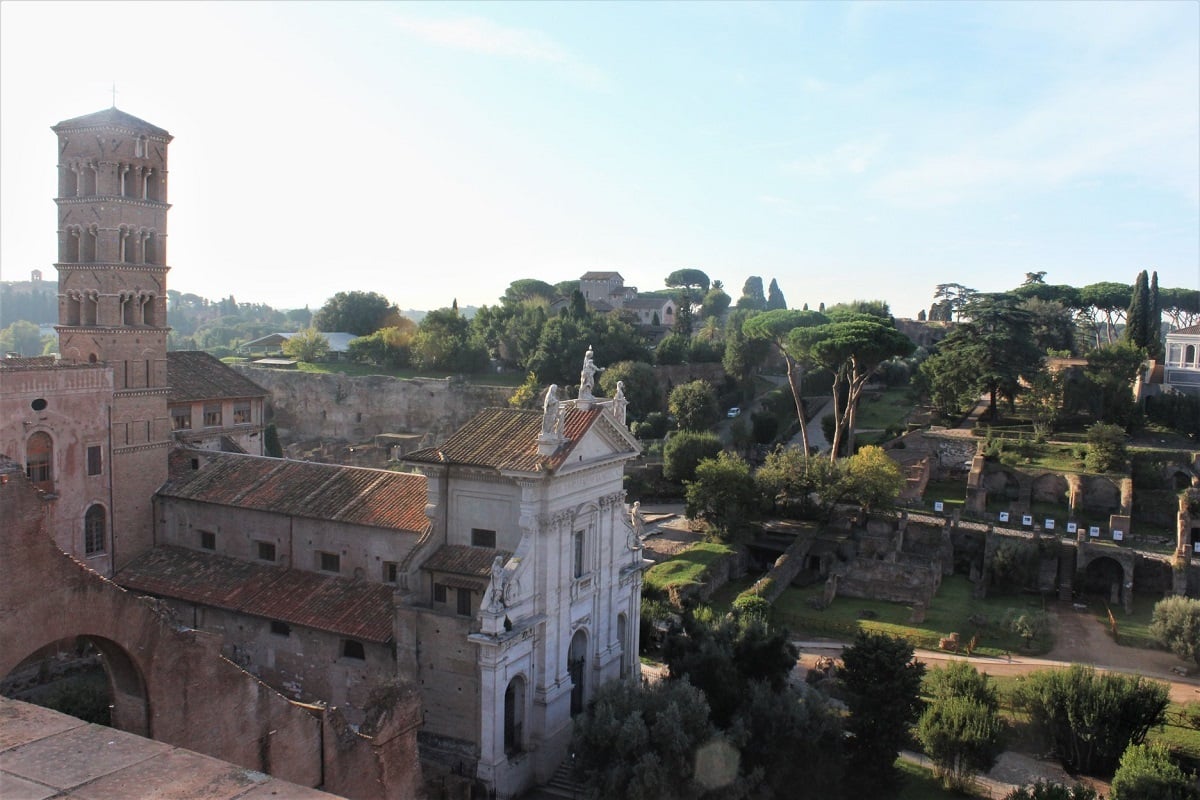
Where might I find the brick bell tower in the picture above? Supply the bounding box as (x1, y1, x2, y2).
(52, 106, 172, 567)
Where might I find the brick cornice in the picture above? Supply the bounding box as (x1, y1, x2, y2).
(55, 196, 171, 211)
(55, 263, 170, 273)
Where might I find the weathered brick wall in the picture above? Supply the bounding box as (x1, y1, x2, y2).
(234, 366, 513, 444)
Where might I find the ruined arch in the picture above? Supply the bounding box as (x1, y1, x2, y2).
(1081, 476, 1121, 514)
(1031, 473, 1069, 507)
(568, 628, 588, 717)
(2, 635, 149, 736)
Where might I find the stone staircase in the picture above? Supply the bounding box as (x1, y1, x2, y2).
(529, 760, 581, 799)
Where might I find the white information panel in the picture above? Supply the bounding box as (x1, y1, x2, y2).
(1022, 515, 1033, 526)
(1089, 526, 1100, 538)
(1045, 519, 1055, 530)
(1066, 522, 1077, 534)
(934, 501, 944, 512)
(1194, 542, 1200, 554)
(999, 512, 1010, 522)
(1112, 530, 1124, 541)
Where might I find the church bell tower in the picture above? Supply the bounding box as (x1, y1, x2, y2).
(52, 106, 173, 565)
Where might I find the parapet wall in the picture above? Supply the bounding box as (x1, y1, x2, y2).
(233, 366, 514, 444)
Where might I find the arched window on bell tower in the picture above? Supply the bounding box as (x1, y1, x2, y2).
(26, 431, 53, 493)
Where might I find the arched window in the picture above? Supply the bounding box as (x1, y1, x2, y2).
(84, 505, 106, 555)
(568, 629, 588, 717)
(504, 675, 526, 757)
(26, 432, 53, 492)
(1186, 344, 1197, 368)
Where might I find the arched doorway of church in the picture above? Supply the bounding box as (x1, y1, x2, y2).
(568, 629, 588, 717)
(1, 636, 149, 736)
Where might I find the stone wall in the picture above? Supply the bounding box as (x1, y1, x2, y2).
(835, 554, 941, 605)
(234, 365, 514, 445)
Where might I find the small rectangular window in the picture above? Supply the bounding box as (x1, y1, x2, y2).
(86, 445, 103, 476)
(456, 588, 472, 616)
(257, 541, 276, 562)
(171, 408, 192, 430)
(383, 561, 398, 584)
(573, 530, 585, 579)
(270, 620, 291, 637)
(471, 528, 497, 548)
(233, 402, 252, 425)
(342, 640, 365, 660)
(434, 582, 447, 603)
(319, 551, 340, 573)
(203, 404, 221, 427)
(200, 531, 215, 551)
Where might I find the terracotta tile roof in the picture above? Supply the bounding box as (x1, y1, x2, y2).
(1170, 324, 1200, 336)
(423, 545, 509, 577)
(0, 356, 57, 369)
(167, 351, 267, 402)
(53, 107, 170, 136)
(160, 452, 429, 533)
(116, 546, 394, 642)
(581, 271, 623, 281)
(404, 406, 601, 473)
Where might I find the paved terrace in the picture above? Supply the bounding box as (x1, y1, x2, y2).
(0, 697, 342, 800)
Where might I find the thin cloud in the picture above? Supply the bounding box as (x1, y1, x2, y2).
(388, 12, 610, 90)
(785, 135, 889, 177)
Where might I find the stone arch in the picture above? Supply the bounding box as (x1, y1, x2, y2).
(983, 468, 1021, 505)
(1081, 476, 1121, 514)
(1031, 473, 1069, 507)
(568, 628, 588, 717)
(1076, 544, 1136, 612)
(2, 635, 150, 736)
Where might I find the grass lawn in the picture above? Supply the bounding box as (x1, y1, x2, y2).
(895, 759, 979, 799)
(773, 575, 1052, 656)
(855, 387, 919, 433)
(643, 542, 737, 595)
(1150, 702, 1200, 764)
(923, 478, 968, 511)
(1085, 593, 1162, 650)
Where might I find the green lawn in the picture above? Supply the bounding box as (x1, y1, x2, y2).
(772, 575, 1052, 656)
(643, 542, 737, 594)
(854, 387, 919, 434)
(1086, 593, 1162, 650)
(895, 759, 979, 799)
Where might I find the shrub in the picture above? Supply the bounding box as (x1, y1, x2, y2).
(1149, 596, 1200, 666)
(1004, 782, 1101, 800)
(662, 431, 722, 483)
(918, 695, 1005, 790)
(1110, 743, 1200, 800)
(1014, 665, 1170, 775)
(1085, 422, 1128, 473)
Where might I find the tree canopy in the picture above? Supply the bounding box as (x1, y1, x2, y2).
(665, 268, 711, 296)
(313, 290, 398, 336)
(743, 309, 828, 455)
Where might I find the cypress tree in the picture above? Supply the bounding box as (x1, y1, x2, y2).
(766, 278, 787, 310)
(1125, 270, 1150, 352)
(1149, 270, 1162, 359)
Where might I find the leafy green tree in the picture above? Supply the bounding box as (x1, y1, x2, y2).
(755, 445, 843, 519)
(282, 327, 330, 362)
(1161, 285, 1200, 330)
(1014, 665, 1169, 775)
(918, 694, 1005, 790)
(665, 268, 711, 296)
(669, 380, 720, 431)
(663, 431, 722, 483)
(1023, 297, 1077, 355)
(0, 320, 44, 356)
(1080, 282, 1133, 346)
(737, 276, 767, 311)
(931, 283, 978, 321)
(841, 632, 926, 792)
(665, 611, 797, 728)
(1150, 596, 1200, 667)
(1110, 743, 1200, 800)
(501, 278, 557, 307)
(599, 360, 662, 419)
(263, 423, 283, 458)
(766, 278, 787, 310)
(722, 308, 770, 384)
(926, 660, 1000, 709)
(1148, 271, 1163, 360)
(700, 286, 732, 319)
(1085, 422, 1127, 472)
(411, 307, 489, 372)
(313, 290, 398, 336)
(1084, 342, 1145, 426)
(790, 312, 914, 459)
(570, 678, 717, 800)
(1125, 270, 1152, 354)
(920, 293, 1042, 422)
(688, 337, 722, 364)
(744, 309, 828, 456)
(347, 320, 417, 367)
(1005, 781, 1101, 800)
(655, 332, 689, 365)
(685, 452, 757, 537)
(729, 681, 845, 800)
(841, 445, 904, 511)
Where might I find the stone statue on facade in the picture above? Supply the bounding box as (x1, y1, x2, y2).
(612, 380, 629, 425)
(579, 346, 603, 400)
(628, 500, 645, 550)
(541, 384, 559, 438)
(488, 554, 507, 612)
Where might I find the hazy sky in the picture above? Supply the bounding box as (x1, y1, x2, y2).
(2, 1, 1196, 318)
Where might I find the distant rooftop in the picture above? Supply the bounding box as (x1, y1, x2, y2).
(51, 106, 170, 137)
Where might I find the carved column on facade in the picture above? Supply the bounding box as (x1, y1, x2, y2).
(1067, 473, 1084, 512)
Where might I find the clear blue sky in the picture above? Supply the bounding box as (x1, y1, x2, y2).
(2, 1, 1196, 318)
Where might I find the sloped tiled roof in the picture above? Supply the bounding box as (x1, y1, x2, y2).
(1170, 324, 1200, 337)
(624, 296, 674, 310)
(52, 107, 170, 136)
(423, 545, 510, 577)
(404, 406, 601, 473)
(581, 271, 623, 281)
(159, 452, 429, 533)
(116, 546, 394, 642)
(167, 351, 267, 402)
